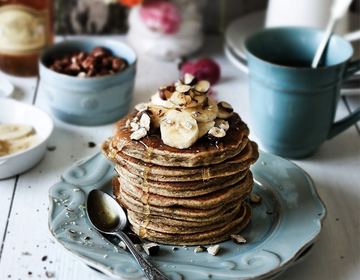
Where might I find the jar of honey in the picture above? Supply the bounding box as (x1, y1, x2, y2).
(0, 0, 53, 76)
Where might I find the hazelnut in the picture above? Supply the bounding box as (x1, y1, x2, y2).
(81, 56, 96, 70)
(215, 119, 229, 131)
(208, 127, 226, 139)
(176, 84, 191, 93)
(91, 46, 111, 58)
(78, 51, 87, 61)
(183, 73, 197, 85)
(112, 58, 126, 72)
(217, 102, 234, 119)
(194, 80, 210, 94)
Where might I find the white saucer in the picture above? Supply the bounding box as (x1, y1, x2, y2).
(224, 10, 360, 95)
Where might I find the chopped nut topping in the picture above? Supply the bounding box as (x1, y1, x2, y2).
(181, 121, 193, 131)
(208, 127, 226, 138)
(139, 114, 151, 131)
(215, 119, 229, 131)
(135, 103, 149, 112)
(130, 122, 140, 131)
(130, 128, 147, 140)
(125, 119, 131, 128)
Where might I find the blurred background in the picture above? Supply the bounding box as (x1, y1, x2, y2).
(54, 0, 359, 36)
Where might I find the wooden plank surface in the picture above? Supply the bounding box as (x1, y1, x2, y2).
(0, 36, 359, 280)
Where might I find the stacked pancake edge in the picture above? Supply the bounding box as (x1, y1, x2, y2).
(102, 112, 259, 246)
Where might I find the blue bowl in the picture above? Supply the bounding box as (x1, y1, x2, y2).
(39, 39, 137, 126)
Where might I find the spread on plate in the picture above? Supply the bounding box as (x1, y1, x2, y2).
(101, 74, 259, 246)
(0, 124, 41, 157)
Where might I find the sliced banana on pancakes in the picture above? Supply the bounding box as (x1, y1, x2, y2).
(185, 97, 218, 123)
(160, 110, 199, 149)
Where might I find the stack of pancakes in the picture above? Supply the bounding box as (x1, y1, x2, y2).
(102, 112, 259, 246)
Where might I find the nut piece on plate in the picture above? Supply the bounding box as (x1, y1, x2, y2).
(250, 194, 262, 203)
(230, 235, 247, 244)
(217, 102, 234, 119)
(207, 245, 220, 256)
(142, 243, 160, 256)
(194, 245, 207, 253)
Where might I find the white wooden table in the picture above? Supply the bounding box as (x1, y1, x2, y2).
(0, 36, 359, 280)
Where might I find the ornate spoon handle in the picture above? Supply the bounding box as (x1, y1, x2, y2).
(115, 231, 170, 280)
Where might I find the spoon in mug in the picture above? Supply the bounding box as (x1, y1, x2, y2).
(86, 189, 170, 280)
(311, 0, 353, 68)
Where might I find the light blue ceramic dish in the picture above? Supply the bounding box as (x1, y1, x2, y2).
(39, 39, 137, 126)
(48, 151, 326, 280)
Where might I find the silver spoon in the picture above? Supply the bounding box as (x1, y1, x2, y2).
(86, 189, 170, 280)
(311, 0, 353, 68)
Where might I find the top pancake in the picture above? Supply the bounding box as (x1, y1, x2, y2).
(107, 112, 249, 167)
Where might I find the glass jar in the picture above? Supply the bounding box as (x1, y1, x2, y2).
(0, 0, 53, 76)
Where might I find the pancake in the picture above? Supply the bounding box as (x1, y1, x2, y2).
(126, 203, 242, 229)
(108, 112, 250, 167)
(102, 82, 259, 246)
(127, 203, 246, 235)
(117, 166, 249, 198)
(113, 177, 247, 222)
(129, 202, 253, 246)
(118, 171, 253, 209)
(105, 140, 259, 182)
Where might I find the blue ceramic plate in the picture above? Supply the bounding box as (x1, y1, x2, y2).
(48, 151, 326, 280)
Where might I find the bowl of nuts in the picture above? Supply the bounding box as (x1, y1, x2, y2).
(39, 39, 137, 126)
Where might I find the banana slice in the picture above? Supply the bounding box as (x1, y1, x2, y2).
(186, 90, 208, 108)
(198, 121, 215, 138)
(151, 92, 176, 109)
(0, 124, 34, 141)
(148, 105, 169, 129)
(185, 97, 218, 123)
(160, 110, 199, 149)
(7, 135, 41, 155)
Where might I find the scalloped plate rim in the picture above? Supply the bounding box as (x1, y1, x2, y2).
(48, 150, 326, 280)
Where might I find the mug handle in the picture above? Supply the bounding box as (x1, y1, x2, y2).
(328, 58, 360, 139)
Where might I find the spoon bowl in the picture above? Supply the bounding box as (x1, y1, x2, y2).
(86, 189, 170, 280)
(87, 189, 127, 233)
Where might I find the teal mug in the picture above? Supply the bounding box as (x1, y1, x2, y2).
(244, 27, 360, 159)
